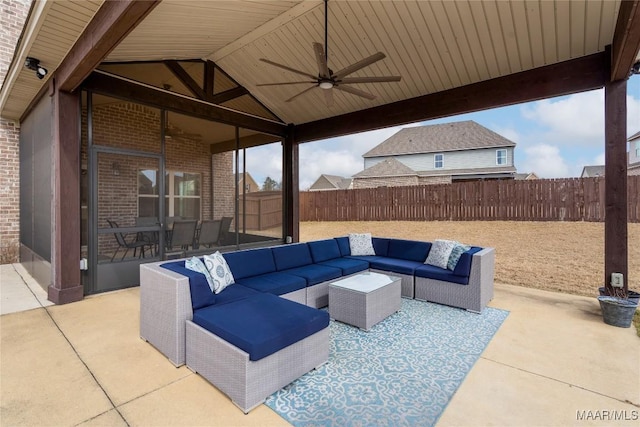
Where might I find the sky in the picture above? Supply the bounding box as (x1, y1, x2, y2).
(244, 74, 640, 191)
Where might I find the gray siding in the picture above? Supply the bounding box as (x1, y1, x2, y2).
(364, 147, 514, 172)
(630, 140, 640, 166)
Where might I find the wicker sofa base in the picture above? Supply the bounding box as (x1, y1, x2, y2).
(186, 320, 329, 413)
(281, 288, 306, 305)
(368, 269, 415, 299)
(414, 248, 495, 313)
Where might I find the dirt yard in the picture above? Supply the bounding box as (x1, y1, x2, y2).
(300, 221, 640, 298)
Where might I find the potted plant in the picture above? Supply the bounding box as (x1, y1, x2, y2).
(597, 275, 639, 328)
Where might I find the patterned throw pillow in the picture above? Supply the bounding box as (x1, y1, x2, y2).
(349, 233, 376, 256)
(185, 256, 215, 293)
(424, 239, 458, 269)
(447, 243, 471, 271)
(203, 251, 235, 294)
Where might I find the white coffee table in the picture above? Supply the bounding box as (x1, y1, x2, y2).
(328, 271, 401, 331)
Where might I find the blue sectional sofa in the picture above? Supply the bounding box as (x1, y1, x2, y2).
(139, 236, 495, 412)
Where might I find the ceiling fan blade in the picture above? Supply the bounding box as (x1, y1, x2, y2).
(313, 42, 330, 78)
(334, 85, 376, 100)
(256, 81, 317, 87)
(285, 85, 317, 103)
(339, 76, 401, 84)
(323, 88, 334, 107)
(259, 58, 317, 80)
(332, 52, 386, 79)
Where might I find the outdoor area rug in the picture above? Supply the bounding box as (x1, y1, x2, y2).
(265, 299, 509, 427)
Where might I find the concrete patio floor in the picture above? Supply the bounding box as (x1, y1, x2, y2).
(1, 262, 638, 426)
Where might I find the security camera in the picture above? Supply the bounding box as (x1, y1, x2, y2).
(24, 57, 48, 79)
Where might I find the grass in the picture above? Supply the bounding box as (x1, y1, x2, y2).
(634, 310, 640, 337)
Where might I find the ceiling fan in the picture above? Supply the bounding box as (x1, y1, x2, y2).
(257, 0, 401, 106)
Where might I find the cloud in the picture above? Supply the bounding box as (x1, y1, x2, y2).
(519, 144, 570, 178)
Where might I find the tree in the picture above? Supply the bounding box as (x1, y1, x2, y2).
(262, 176, 281, 191)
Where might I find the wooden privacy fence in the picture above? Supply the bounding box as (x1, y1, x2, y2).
(300, 176, 640, 223)
(238, 191, 282, 230)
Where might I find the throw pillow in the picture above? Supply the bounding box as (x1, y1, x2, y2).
(424, 239, 458, 269)
(185, 256, 215, 293)
(349, 233, 376, 256)
(203, 251, 235, 294)
(447, 243, 471, 271)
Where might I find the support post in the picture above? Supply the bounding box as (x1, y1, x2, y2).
(48, 86, 83, 304)
(283, 125, 299, 242)
(604, 67, 628, 296)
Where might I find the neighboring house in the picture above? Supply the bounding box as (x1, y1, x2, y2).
(514, 172, 539, 180)
(238, 172, 260, 193)
(354, 121, 517, 189)
(581, 165, 606, 178)
(309, 174, 353, 191)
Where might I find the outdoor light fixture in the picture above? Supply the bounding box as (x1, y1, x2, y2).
(318, 79, 333, 90)
(631, 61, 640, 76)
(24, 57, 47, 79)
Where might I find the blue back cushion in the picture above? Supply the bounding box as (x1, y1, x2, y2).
(308, 239, 341, 263)
(272, 243, 313, 270)
(453, 247, 483, 277)
(193, 293, 329, 361)
(223, 248, 276, 280)
(387, 239, 431, 262)
(161, 261, 215, 310)
(335, 237, 351, 256)
(372, 237, 390, 256)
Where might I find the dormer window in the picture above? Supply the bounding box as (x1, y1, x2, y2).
(496, 149, 507, 165)
(434, 153, 444, 169)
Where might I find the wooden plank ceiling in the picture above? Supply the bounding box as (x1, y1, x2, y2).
(105, 0, 623, 126)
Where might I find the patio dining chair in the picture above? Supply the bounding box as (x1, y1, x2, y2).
(107, 219, 153, 262)
(196, 219, 221, 248)
(135, 216, 159, 256)
(217, 216, 233, 246)
(169, 220, 197, 251)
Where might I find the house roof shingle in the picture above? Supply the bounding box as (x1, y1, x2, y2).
(353, 158, 416, 178)
(581, 165, 606, 177)
(310, 174, 352, 190)
(363, 121, 517, 158)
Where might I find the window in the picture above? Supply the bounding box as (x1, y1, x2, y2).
(434, 153, 444, 169)
(636, 141, 640, 158)
(496, 149, 507, 165)
(138, 170, 201, 219)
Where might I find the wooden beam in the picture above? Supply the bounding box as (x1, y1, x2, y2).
(211, 86, 249, 104)
(204, 60, 216, 96)
(82, 71, 287, 137)
(604, 76, 628, 295)
(294, 53, 607, 142)
(56, 0, 160, 92)
(165, 60, 207, 99)
(611, 0, 640, 81)
(49, 89, 83, 304)
(210, 133, 281, 154)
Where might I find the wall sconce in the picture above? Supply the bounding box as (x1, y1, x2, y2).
(24, 57, 48, 80)
(631, 61, 640, 76)
(112, 162, 121, 176)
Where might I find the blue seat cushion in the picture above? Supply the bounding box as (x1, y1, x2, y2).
(308, 239, 342, 263)
(414, 264, 469, 285)
(334, 237, 350, 256)
(367, 257, 424, 275)
(282, 264, 342, 286)
(192, 293, 329, 361)
(223, 248, 276, 280)
(371, 237, 390, 256)
(272, 243, 313, 270)
(453, 247, 483, 277)
(235, 272, 306, 296)
(161, 261, 215, 310)
(214, 283, 260, 306)
(318, 257, 369, 276)
(387, 239, 431, 262)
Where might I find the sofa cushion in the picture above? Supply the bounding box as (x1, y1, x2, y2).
(185, 256, 214, 292)
(349, 233, 375, 256)
(414, 264, 469, 285)
(223, 248, 276, 280)
(235, 272, 307, 296)
(372, 237, 390, 257)
(161, 261, 216, 310)
(203, 251, 235, 294)
(447, 243, 472, 270)
(424, 239, 458, 269)
(308, 239, 342, 263)
(368, 257, 424, 275)
(335, 237, 351, 256)
(317, 257, 369, 276)
(453, 247, 483, 277)
(214, 284, 260, 306)
(283, 264, 342, 286)
(192, 293, 329, 361)
(272, 243, 313, 270)
(387, 239, 431, 262)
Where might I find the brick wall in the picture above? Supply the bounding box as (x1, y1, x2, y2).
(353, 176, 419, 189)
(0, 0, 31, 263)
(418, 175, 452, 185)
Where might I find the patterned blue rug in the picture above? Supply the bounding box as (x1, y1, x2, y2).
(266, 299, 509, 427)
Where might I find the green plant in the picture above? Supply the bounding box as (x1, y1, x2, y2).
(633, 310, 640, 338)
(0, 241, 19, 264)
